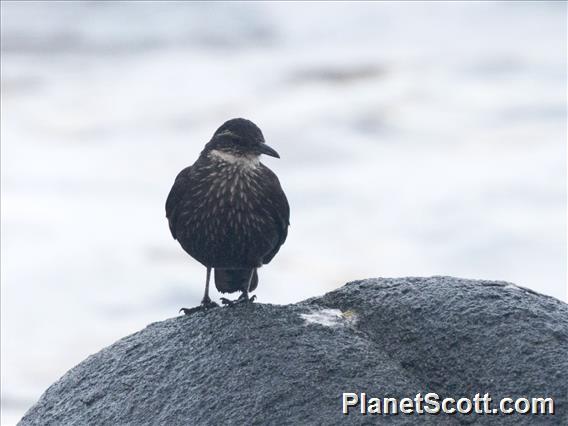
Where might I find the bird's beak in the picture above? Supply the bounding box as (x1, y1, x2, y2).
(258, 144, 280, 158)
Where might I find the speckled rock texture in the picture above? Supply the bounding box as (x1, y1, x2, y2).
(19, 277, 568, 425)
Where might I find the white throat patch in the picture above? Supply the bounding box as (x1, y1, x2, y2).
(209, 149, 260, 168)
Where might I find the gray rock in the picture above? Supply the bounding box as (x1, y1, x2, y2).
(19, 277, 568, 425)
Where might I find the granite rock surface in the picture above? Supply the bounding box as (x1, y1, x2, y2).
(19, 277, 568, 425)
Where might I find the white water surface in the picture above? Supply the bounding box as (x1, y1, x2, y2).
(1, 2, 566, 424)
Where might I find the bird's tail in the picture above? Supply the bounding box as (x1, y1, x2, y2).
(214, 268, 258, 294)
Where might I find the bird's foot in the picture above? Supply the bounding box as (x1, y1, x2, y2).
(221, 294, 257, 307)
(179, 299, 219, 315)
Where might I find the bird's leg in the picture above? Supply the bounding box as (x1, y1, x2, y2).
(180, 267, 219, 315)
(200, 267, 218, 308)
(244, 268, 258, 302)
(221, 268, 257, 306)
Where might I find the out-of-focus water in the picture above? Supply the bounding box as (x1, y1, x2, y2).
(1, 1, 566, 424)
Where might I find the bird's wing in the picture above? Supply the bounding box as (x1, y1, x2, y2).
(260, 165, 290, 264)
(165, 166, 193, 240)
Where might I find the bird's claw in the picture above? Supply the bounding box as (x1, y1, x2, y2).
(179, 306, 201, 315)
(221, 294, 257, 307)
(179, 300, 219, 316)
(202, 300, 219, 309)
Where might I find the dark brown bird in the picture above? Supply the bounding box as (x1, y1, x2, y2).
(166, 118, 289, 313)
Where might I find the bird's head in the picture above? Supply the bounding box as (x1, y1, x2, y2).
(204, 118, 280, 163)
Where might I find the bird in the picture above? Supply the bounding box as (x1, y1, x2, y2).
(166, 118, 289, 314)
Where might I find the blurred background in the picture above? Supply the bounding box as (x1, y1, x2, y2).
(1, 1, 566, 424)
